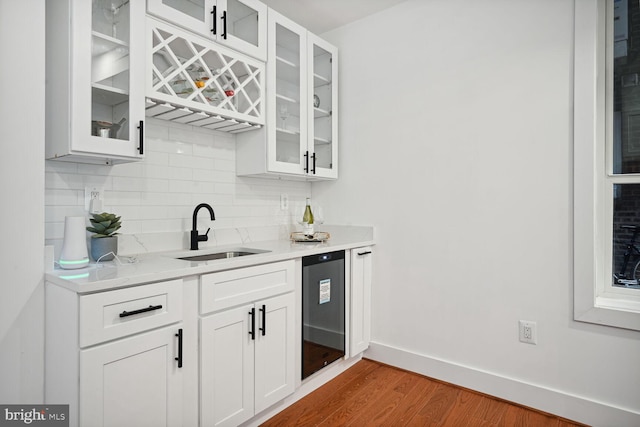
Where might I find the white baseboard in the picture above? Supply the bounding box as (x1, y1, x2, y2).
(365, 342, 640, 427)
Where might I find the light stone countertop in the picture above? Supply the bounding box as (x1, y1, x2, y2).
(45, 225, 374, 294)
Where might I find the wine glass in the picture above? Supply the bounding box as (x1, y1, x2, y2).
(314, 206, 324, 225)
(279, 104, 290, 130)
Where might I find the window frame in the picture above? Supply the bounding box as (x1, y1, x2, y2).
(574, 0, 640, 331)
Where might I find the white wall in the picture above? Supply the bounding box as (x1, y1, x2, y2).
(314, 0, 640, 424)
(0, 0, 46, 403)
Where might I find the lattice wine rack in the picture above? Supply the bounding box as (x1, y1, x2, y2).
(146, 18, 265, 133)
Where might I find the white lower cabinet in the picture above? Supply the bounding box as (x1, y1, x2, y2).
(45, 279, 186, 427)
(79, 325, 184, 427)
(46, 253, 371, 426)
(199, 260, 296, 427)
(350, 247, 373, 355)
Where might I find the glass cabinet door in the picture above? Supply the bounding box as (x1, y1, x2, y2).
(219, 0, 267, 60)
(147, 0, 266, 60)
(267, 11, 307, 175)
(308, 34, 338, 179)
(67, 0, 144, 160)
(147, 0, 212, 35)
(91, 0, 132, 143)
(162, 0, 207, 22)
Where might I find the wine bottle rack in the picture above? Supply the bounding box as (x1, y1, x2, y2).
(147, 17, 265, 132)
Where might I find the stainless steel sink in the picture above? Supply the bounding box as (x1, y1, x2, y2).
(176, 249, 269, 262)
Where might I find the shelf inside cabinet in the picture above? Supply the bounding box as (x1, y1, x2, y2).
(276, 127, 300, 136)
(314, 136, 331, 145)
(313, 73, 330, 87)
(276, 56, 300, 83)
(276, 94, 298, 105)
(92, 84, 129, 106)
(145, 98, 261, 134)
(313, 107, 331, 118)
(92, 31, 129, 54)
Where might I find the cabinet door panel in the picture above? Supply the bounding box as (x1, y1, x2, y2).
(147, 0, 213, 36)
(70, 0, 145, 160)
(218, 0, 267, 60)
(201, 304, 254, 427)
(79, 326, 183, 427)
(350, 248, 372, 355)
(268, 10, 308, 175)
(307, 33, 338, 179)
(254, 293, 295, 413)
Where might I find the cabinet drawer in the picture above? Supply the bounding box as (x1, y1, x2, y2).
(79, 279, 183, 347)
(201, 260, 295, 314)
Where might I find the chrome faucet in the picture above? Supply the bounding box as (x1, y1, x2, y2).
(191, 203, 216, 250)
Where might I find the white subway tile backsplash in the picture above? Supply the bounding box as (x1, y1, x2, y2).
(141, 191, 192, 206)
(45, 160, 78, 173)
(143, 151, 170, 166)
(192, 168, 216, 182)
(214, 158, 235, 172)
(45, 189, 81, 206)
(169, 152, 215, 170)
(45, 122, 310, 253)
(111, 161, 144, 178)
(106, 191, 143, 206)
(112, 176, 169, 193)
(76, 163, 112, 176)
(45, 172, 85, 190)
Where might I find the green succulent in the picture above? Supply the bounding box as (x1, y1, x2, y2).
(86, 212, 122, 238)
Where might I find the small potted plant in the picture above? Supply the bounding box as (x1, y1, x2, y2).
(86, 212, 122, 261)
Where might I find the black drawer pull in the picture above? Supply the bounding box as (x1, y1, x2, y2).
(211, 5, 217, 34)
(137, 120, 144, 155)
(357, 251, 372, 256)
(175, 329, 183, 368)
(259, 304, 266, 336)
(249, 308, 256, 340)
(221, 10, 227, 39)
(119, 304, 163, 318)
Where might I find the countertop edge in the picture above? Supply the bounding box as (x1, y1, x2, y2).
(46, 237, 375, 294)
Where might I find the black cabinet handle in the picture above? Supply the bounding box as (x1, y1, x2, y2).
(304, 151, 309, 173)
(211, 5, 217, 34)
(259, 304, 266, 336)
(119, 304, 162, 318)
(175, 329, 183, 368)
(357, 251, 372, 256)
(249, 308, 255, 340)
(221, 10, 227, 39)
(137, 120, 144, 155)
(311, 153, 316, 174)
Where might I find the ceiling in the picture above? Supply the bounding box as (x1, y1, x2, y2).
(261, 0, 408, 34)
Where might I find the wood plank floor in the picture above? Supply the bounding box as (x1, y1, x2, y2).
(261, 359, 588, 427)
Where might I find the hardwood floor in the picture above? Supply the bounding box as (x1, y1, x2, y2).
(261, 359, 588, 427)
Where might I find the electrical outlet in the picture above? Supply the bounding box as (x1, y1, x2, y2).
(280, 194, 289, 210)
(519, 320, 537, 345)
(85, 186, 105, 212)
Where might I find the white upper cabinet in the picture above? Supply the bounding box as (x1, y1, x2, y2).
(46, 0, 146, 165)
(236, 9, 338, 180)
(307, 33, 338, 179)
(147, 0, 267, 61)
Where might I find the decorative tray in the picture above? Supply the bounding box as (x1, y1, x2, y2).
(290, 231, 330, 242)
